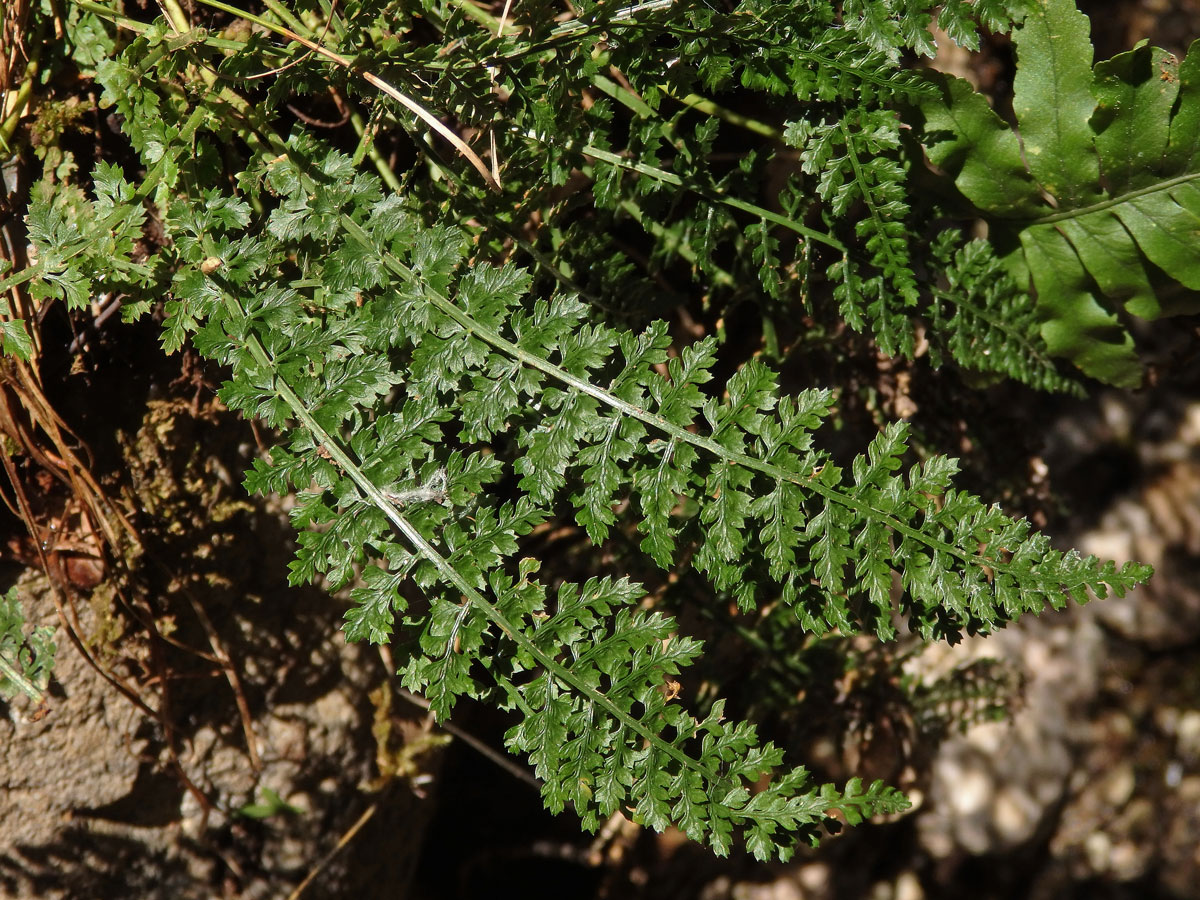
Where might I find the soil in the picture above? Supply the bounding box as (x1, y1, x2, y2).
(0, 341, 443, 898)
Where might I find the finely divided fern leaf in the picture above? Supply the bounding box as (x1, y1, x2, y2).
(927, 233, 1083, 395)
(142, 134, 1147, 857)
(0, 589, 56, 704)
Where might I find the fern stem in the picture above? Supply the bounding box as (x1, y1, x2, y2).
(668, 91, 782, 140)
(581, 144, 847, 252)
(446, 0, 502, 30)
(0, 18, 44, 152)
(0, 266, 40, 296)
(71, 0, 250, 50)
(158, 0, 192, 33)
(1027, 170, 1200, 225)
(0, 651, 46, 704)
(349, 106, 403, 193)
(258, 0, 310, 36)
(592, 73, 656, 118)
(615, 198, 736, 289)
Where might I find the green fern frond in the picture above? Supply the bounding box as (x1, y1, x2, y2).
(928, 234, 1085, 395)
(137, 131, 1145, 855)
(0, 589, 56, 705)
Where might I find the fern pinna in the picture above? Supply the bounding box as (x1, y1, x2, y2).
(12, 0, 1158, 863)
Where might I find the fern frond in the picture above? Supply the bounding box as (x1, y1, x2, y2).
(0, 589, 56, 705)
(123, 128, 1144, 855)
(927, 234, 1084, 395)
(336, 203, 1145, 640)
(215, 279, 910, 859)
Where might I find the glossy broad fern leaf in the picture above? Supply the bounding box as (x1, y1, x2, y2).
(916, 0, 1200, 388)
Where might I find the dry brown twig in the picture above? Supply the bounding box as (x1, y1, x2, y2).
(1, 0, 30, 97)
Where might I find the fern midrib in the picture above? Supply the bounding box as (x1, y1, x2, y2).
(581, 144, 848, 252)
(1028, 170, 1200, 225)
(0, 646, 47, 704)
(837, 120, 910, 288)
(223, 293, 729, 791)
(72, 0, 248, 50)
(0, 264, 42, 296)
(929, 287, 1054, 365)
(337, 214, 1042, 588)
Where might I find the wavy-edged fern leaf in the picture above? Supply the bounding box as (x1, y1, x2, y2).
(916, 0, 1200, 387)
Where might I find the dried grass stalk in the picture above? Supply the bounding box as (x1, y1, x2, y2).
(1, 0, 30, 97)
